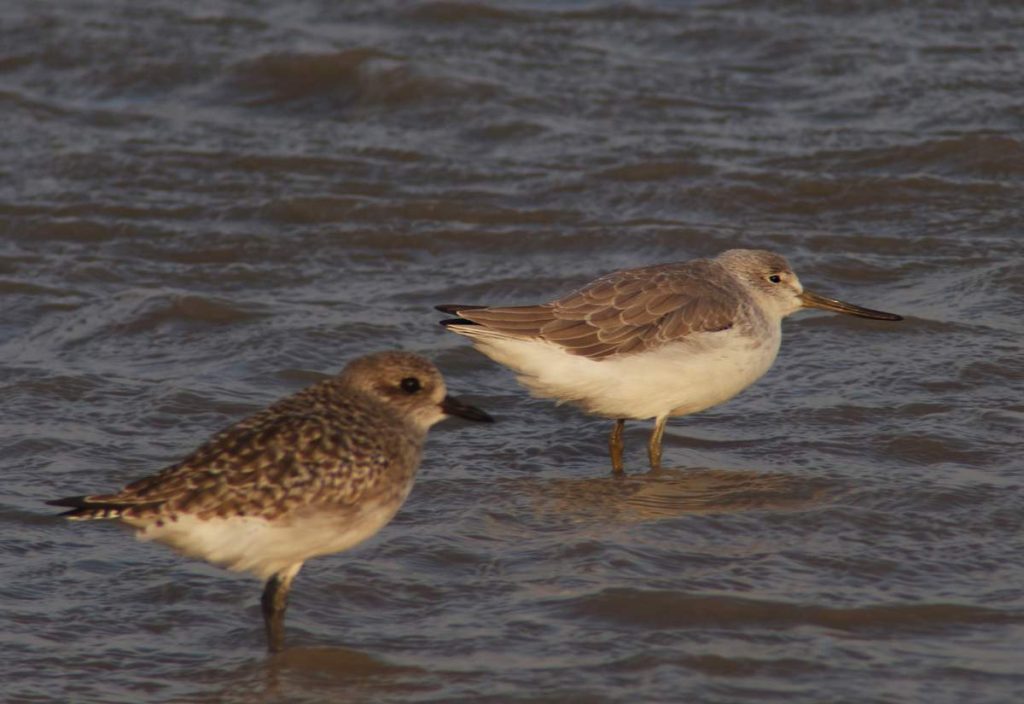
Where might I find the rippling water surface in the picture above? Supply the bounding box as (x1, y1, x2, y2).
(2, 1, 1022, 702)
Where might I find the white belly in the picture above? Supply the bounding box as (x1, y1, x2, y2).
(126, 494, 409, 581)
(455, 324, 781, 420)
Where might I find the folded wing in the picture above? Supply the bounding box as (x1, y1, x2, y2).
(48, 412, 396, 521)
(442, 260, 742, 359)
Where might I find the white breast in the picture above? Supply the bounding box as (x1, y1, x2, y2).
(126, 492, 410, 581)
(457, 324, 782, 420)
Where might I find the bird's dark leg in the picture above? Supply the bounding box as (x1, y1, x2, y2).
(261, 563, 302, 653)
(647, 416, 668, 471)
(609, 419, 626, 473)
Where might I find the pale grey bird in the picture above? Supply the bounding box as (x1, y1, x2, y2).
(438, 249, 901, 472)
(48, 351, 492, 652)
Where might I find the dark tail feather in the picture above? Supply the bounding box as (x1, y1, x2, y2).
(46, 495, 153, 520)
(47, 495, 90, 508)
(436, 304, 487, 328)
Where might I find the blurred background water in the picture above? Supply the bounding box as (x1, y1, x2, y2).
(1, 1, 1022, 702)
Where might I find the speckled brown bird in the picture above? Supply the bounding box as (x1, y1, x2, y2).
(48, 351, 492, 652)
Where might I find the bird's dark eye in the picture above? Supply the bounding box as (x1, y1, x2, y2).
(400, 377, 421, 394)
(768, 274, 782, 284)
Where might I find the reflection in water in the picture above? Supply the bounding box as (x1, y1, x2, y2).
(526, 467, 832, 522)
(259, 645, 426, 700)
(188, 645, 426, 703)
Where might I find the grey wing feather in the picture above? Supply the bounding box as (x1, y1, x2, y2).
(457, 260, 741, 358)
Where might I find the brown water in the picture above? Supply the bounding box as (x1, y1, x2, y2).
(3, 1, 1023, 702)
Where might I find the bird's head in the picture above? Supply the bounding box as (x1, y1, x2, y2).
(340, 351, 493, 433)
(715, 249, 903, 322)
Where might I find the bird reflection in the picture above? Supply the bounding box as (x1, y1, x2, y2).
(259, 645, 426, 696)
(525, 467, 830, 522)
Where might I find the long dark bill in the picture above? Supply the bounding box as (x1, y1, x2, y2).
(440, 395, 494, 423)
(799, 290, 903, 321)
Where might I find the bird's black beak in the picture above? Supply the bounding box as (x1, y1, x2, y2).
(440, 395, 494, 423)
(799, 290, 903, 321)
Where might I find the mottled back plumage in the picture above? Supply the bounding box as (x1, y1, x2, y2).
(53, 377, 421, 522)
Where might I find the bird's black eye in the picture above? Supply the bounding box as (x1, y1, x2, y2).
(768, 274, 782, 284)
(400, 377, 421, 394)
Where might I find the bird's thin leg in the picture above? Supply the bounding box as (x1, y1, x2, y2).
(261, 562, 303, 653)
(647, 416, 668, 471)
(609, 419, 626, 473)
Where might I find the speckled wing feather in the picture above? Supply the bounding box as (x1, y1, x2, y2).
(52, 381, 420, 521)
(457, 260, 742, 358)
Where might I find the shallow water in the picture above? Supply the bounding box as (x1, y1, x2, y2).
(2, 1, 1023, 702)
